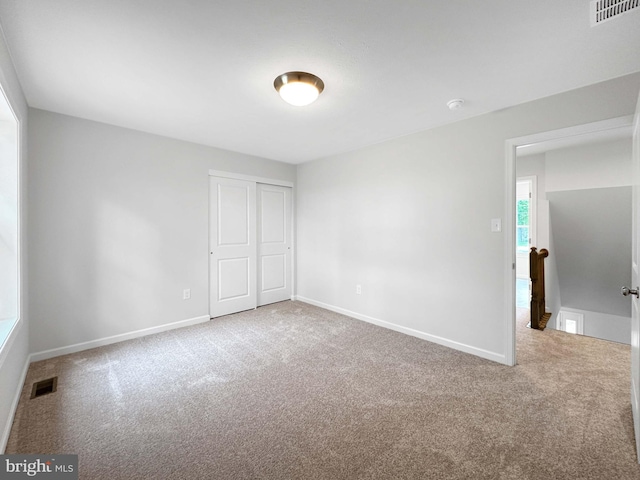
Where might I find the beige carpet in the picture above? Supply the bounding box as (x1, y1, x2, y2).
(6, 302, 640, 479)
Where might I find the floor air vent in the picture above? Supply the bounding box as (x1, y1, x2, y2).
(591, 0, 639, 25)
(30, 377, 58, 399)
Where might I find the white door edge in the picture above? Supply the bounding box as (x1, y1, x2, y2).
(631, 90, 640, 462)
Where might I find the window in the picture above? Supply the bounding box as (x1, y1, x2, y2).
(516, 198, 530, 253)
(515, 177, 536, 281)
(0, 87, 19, 351)
(516, 178, 535, 254)
(558, 311, 584, 335)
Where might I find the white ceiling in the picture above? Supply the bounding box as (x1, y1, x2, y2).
(0, 1, 639, 164)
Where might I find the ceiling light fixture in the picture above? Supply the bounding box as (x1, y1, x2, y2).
(274, 71, 324, 107)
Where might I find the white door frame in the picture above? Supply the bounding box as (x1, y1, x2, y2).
(209, 170, 294, 189)
(503, 115, 634, 366)
(208, 170, 295, 316)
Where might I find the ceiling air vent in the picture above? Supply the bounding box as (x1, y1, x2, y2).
(591, 0, 639, 25)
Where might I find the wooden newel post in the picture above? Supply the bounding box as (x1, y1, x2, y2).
(529, 247, 550, 330)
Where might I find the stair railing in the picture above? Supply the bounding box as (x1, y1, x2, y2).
(529, 247, 551, 330)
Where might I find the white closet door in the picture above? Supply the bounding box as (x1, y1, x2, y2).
(209, 177, 256, 318)
(257, 184, 292, 306)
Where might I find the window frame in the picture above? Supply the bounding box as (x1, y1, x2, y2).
(0, 81, 22, 367)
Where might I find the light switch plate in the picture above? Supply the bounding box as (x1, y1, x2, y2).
(491, 218, 502, 232)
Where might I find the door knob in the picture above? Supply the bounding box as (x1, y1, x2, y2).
(621, 286, 639, 298)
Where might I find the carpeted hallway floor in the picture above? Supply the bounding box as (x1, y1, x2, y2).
(6, 301, 640, 479)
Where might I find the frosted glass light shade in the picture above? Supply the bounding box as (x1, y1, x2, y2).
(274, 72, 324, 107)
(279, 82, 319, 106)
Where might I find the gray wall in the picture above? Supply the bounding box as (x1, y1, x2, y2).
(0, 31, 29, 451)
(296, 73, 640, 363)
(546, 139, 633, 192)
(28, 109, 296, 354)
(548, 187, 632, 316)
(545, 222, 562, 327)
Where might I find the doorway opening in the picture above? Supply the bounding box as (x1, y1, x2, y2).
(504, 115, 634, 366)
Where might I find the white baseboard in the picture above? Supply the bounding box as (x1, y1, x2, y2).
(30, 315, 211, 362)
(1, 354, 30, 453)
(294, 296, 507, 365)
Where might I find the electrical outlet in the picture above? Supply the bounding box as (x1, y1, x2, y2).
(183, 289, 191, 300)
(356, 284, 362, 295)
